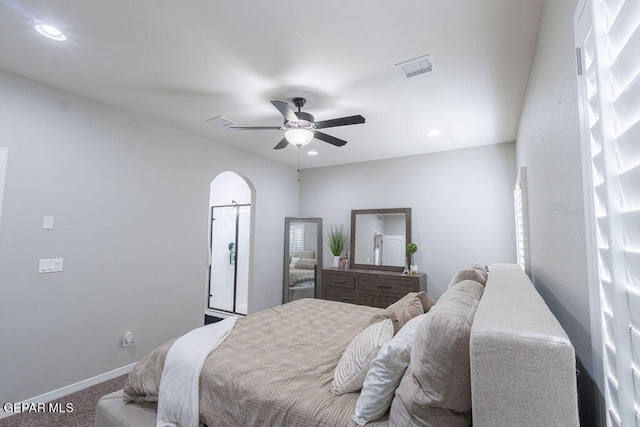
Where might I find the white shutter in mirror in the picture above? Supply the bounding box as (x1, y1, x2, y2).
(575, 0, 640, 425)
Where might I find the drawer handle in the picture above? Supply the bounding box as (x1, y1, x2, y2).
(333, 280, 346, 284)
(377, 284, 392, 288)
(341, 297, 355, 302)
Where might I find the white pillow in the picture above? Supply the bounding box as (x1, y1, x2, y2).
(352, 313, 430, 425)
(331, 319, 394, 396)
(289, 257, 300, 269)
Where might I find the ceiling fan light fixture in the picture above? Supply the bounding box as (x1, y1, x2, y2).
(285, 129, 314, 146)
(35, 23, 67, 41)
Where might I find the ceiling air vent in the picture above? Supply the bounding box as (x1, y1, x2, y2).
(395, 54, 437, 79)
(206, 116, 236, 127)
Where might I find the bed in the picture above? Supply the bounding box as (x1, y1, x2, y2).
(287, 250, 317, 301)
(95, 263, 580, 426)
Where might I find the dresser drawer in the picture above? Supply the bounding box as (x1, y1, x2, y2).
(358, 276, 416, 295)
(323, 271, 356, 289)
(325, 287, 375, 306)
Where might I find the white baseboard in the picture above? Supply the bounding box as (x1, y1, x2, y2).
(204, 308, 244, 319)
(0, 363, 135, 419)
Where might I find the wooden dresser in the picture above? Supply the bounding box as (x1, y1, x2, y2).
(322, 268, 427, 308)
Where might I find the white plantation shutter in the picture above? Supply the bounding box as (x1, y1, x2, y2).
(575, 0, 640, 425)
(289, 223, 305, 255)
(514, 166, 530, 276)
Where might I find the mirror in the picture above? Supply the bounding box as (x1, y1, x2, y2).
(350, 208, 411, 272)
(283, 217, 323, 303)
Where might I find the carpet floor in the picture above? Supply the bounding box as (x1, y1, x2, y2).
(0, 374, 128, 427)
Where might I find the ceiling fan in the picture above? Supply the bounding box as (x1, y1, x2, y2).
(229, 97, 365, 149)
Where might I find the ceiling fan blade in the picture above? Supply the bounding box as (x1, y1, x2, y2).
(228, 126, 283, 130)
(271, 100, 299, 123)
(274, 138, 289, 150)
(314, 131, 347, 147)
(314, 115, 365, 129)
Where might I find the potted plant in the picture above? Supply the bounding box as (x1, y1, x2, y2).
(326, 224, 349, 268)
(407, 243, 418, 275)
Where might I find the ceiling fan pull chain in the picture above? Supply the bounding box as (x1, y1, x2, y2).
(297, 147, 301, 182)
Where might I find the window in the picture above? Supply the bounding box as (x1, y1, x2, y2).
(514, 166, 530, 276)
(575, 0, 640, 425)
(289, 223, 305, 255)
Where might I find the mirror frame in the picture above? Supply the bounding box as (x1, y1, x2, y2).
(350, 208, 412, 272)
(283, 217, 323, 303)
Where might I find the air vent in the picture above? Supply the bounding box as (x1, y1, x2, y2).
(395, 54, 437, 79)
(206, 116, 236, 127)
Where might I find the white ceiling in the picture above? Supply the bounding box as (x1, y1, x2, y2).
(0, 0, 544, 169)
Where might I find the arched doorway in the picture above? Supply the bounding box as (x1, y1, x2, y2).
(207, 171, 254, 315)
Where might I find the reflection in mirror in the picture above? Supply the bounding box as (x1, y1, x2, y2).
(350, 208, 411, 272)
(283, 217, 323, 303)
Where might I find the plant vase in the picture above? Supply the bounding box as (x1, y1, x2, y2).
(326, 224, 349, 270)
(405, 243, 418, 275)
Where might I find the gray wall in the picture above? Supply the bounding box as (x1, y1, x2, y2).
(515, 0, 597, 424)
(300, 142, 517, 298)
(0, 70, 298, 403)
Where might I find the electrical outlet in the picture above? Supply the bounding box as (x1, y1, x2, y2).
(38, 258, 63, 273)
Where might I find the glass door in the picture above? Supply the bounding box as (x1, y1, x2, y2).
(209, 204, 250, 314)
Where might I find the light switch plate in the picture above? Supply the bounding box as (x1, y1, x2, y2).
(42, 216, 54, 230)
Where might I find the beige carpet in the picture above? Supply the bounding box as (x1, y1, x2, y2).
(0, 374, 128, 427)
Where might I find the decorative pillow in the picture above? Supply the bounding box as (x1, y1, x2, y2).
(293, 250, 315, 259)
(294, 258, 316, 270)
(416, 291, 436, 312)
(331, 319, 394, 396)
(389, 280, 484, 427)
(470, 263, 489, 279)
(370, 292, 426, 333)
(289, 256, 300, 269)
(447, 265, 488, 289)
(352, 313, 430, 425)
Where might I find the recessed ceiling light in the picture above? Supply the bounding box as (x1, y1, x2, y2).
(307, 150, 318, 156)
(35, 23, 66, 41)
(426, 129, 440, 137)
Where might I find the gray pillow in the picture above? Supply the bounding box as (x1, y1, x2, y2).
(294, 258, 316, 270)
(370, 292, 426, 334)
(447, 266, 488, 290)
(389, 280, 484, 427)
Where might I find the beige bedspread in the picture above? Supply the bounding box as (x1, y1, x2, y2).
(124, 298, 388, 426)
(289, 267, 315, 286)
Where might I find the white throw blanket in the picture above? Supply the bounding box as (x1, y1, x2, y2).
(156, 317, 237, 427)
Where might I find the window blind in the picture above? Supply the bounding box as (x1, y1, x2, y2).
(514, 166, 530, 276)
(575, 0, 640, 425)
(289, 224, 305, 255)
